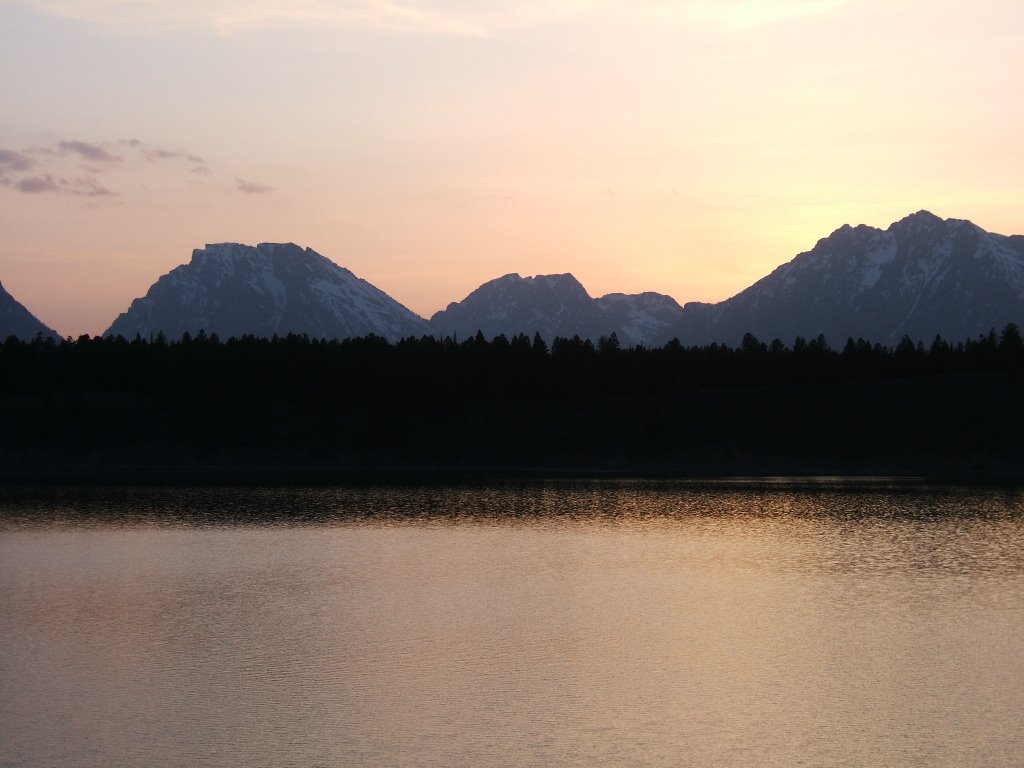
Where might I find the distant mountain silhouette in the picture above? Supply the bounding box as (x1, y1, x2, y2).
(97, 212, 1024, 346)
(0, 278, 58, 341)
(429, 212, 1022, 347)
(675, 211, 1024, 346)
(105, 242, 433, 341)
(430, 273, 684, 346)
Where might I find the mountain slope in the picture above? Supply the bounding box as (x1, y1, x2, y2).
(105, 242, 433, 342)
(594, 292, 686, 347)
(676, 211, 1024, 346)
(430, 273, 684, 346)
(0, 279, 59, 341)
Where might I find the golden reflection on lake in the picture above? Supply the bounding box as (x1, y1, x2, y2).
(1, 481, 1022, 767)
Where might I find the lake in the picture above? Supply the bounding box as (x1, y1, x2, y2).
(1, 480, 1023, 767)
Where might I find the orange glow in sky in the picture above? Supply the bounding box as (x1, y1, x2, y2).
(1, 0, 1022, 336)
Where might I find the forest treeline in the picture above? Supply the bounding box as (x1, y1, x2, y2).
(3, 325, 1024, 398)
(2, 326, 1024, 479)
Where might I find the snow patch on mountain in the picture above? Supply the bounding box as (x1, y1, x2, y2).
(596, 292, 686, 347)
(856, 239, 899, 294)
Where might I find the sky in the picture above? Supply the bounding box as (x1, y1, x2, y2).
(1, 0, 1022, 337)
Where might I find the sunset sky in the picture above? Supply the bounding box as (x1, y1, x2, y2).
(1, 0, 1021, 337)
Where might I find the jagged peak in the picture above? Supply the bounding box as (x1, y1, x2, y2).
(190, 242, 252, 269)
(904, 209, 942, 222)
(256, 241, 302, 250)
(810, 212, 947, 248)
(194, 242, 308, 257)
(527, 272, 577, 280)
(888, 210, 946, 232)
(525, 273, 589, 293)
(187, 242, 339, 276)
(520, 272, 579, 283)
(813, 221, 880, 250)
(200, 241, 300, 249)
(473, 272, 588, 295)
(598, 291, 682, 307)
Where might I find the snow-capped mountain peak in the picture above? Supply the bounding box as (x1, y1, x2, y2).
(674, 212, 1024, 346)
(105, 242, 432, 341)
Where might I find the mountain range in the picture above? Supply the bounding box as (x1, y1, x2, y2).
(2, 211, 1022, 345)
(431, 211, 1024, 347)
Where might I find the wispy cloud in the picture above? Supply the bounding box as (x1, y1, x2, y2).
(121, 138, 211, 173)
(4, 172, 116, 196)
(0, 148, 35, 174)
(57, 139, 122, 164)
(144, 147, 179, 161)
(235, 177, 274, 194)
(5, 134, 276, 207)
(1, 136, 208, 202)
(1, 138, 123, 199)
(10, 0, 853, 36)
(64, 175, 117, 197)
(13, 174, 61, 194)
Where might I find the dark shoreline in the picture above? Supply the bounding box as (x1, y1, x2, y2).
(4, 455, 1023, 487)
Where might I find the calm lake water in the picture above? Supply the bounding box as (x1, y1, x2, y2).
(2, 481, 1023, 767)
